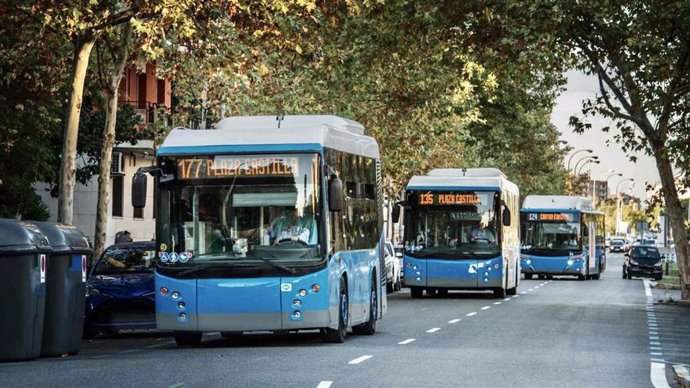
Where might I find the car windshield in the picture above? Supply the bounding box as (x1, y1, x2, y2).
(612, 240, 624, 245)
(632, 246, 660, 260)
(157, 153, 323, 269)
(403, 191, 499, 259)
(94, 246, 156, 274)
(521, 212, 581, 253)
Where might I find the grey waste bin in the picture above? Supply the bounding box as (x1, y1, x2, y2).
(0, 219, 51, 361)
(34, 222, 92, 357)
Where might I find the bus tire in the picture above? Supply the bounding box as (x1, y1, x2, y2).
(578, 274, 586, 281)
(353, 277, 377, 335)
(493, 287, 506, 298)
(411, 287, 423, 298)
(437, 288, 448, 297)
(323, 279, 348, 343)
(175, 332, 202, 346)
(524, 273, 533, 280)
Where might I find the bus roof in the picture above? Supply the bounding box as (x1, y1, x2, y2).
(157, 115, 379, 158)
(521, 195, 599, 213)
(406, 168, 518, 193)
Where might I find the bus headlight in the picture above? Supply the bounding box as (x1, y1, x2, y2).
(311, 284, 321, 293)
(293, 300, 302, 307)
(567, 259, 574, 266)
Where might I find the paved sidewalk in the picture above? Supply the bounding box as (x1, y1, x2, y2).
(650, 283, 690, 387)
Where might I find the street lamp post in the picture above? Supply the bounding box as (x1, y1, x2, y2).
(566, 149, 593, 170)
(577, 159, 600, 175)
(574, 156, 599, 174)
(615, 178, 634, 235)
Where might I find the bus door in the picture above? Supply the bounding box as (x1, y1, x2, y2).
(588, 220, 597, 272)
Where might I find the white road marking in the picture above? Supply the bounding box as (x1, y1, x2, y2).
(448, 319, 461, 323)
(493, 302, 502, 305)
(348, 355, 373, 365)
(643, 279, 653, 298)
(426, 328, 441, 333)
(503, 298, 511, 301)
(528, 288, 534, 292)
(651, 362, 671, 388)
(481, 306, 491, 310)
(317, 381, 333, 388)
(514, 294, 520, 297)
(398, 338, 416, 345)
(466, 312, 477, 317)
(520, 292, 527, 295)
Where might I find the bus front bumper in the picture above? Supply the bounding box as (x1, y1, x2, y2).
(520, 255, 585, 275)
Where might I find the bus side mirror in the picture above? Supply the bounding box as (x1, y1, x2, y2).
(328, 175, 343, 212)
(392, 205, 401, 223)
(502, 208, 511, 227)
(132, 172, 148, 208)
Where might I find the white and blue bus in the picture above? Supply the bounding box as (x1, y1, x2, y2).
(396, 168, 520, 298)
(520, 195, 606, 280)
(132, 115, 386, 345)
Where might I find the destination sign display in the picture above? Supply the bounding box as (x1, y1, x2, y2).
(527, 213, 574, 222)
(417, 192, 482, 206)
(177, 156, 299, 180)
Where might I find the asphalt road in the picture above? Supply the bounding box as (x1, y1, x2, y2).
(0, 253, 663, 387)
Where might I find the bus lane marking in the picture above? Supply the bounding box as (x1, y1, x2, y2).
(466, 312, 477, 317)
(426, 328, 441, 333)
(481, 306, 491, 310)
(448, 319, 461, 323)
(493, 302, 501, 305)
(520, 291, 527, 295)
(503, 298, 511, 301)
(316, 381, 333, 388)
(398, 338, 416, 345)
(348, 355, 373, 365)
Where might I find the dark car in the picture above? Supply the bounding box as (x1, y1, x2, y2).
(610, 239, 625, 252)
(623, 245, 663, 281)
(84, 241, 157, 338)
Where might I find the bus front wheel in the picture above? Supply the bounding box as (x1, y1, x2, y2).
(410, 287, 423, 298)
(323, 280, 348, 343)
(175, 332, 202, 346)
(493, 288, 506, 298)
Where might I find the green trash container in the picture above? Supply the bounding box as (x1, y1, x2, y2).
(0, 219, 51, 362)
(34, 222, 92, 357)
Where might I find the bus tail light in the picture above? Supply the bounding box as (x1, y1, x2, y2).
(311, 284, 320, 293)
(160, 287, 169, 296)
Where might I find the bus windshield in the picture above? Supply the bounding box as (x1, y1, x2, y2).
(156, 153, 323, 270)
(403, 191, 499, 259)
(521, 212, 581, 254)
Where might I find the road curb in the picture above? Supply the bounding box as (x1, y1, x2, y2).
(674, 365, 690, 388)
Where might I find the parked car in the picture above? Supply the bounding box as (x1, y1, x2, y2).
(84, 241, 157, 338)
(384, 241, 402, 292)
(623, 245, 663, 281)
(610, 239, 626, 252)
(393, 244, 404, 280)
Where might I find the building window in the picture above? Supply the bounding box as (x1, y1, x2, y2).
(112, 175, 124, 217)
(133, 205, 143, 219)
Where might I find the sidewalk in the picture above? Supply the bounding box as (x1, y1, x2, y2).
(650, 281, 690, 387)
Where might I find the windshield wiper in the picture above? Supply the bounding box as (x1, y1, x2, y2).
(248, 256, 297, 275)
(173, 264, 233, 277)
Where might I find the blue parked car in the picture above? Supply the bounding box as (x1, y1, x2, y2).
(84, 241, 157, 338)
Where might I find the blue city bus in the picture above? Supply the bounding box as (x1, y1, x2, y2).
(132, 115, 386, 345)
(520, 195, 606, 280)
(397, 168, 520, 298)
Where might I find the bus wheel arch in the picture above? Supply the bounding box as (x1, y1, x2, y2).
(323, 275, 348, 343)
(353, 272, 377, 335)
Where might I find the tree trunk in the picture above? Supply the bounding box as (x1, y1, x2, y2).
(58, 35, 97, 225)
(653, 146, 690, 300)
(94, 24, 133, 258)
